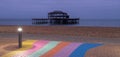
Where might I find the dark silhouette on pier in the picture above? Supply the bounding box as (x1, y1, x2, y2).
(32, 11, 79, 25)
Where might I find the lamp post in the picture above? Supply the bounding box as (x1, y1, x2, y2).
(17, 27, 23, 48)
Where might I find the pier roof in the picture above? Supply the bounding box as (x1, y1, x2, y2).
(48, 11, 67, 14)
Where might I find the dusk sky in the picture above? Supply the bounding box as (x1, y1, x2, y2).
(0, 0, 120, 19)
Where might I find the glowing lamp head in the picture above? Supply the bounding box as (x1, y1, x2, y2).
(18, 27, 22, 32)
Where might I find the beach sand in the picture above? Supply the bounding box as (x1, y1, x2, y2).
(0, 25, 120, 57)
(0, 25, 120, 38)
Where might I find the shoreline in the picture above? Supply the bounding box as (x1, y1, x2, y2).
(0, 25, 120, 27)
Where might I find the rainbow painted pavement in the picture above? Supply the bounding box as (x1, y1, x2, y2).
(2, 40, 103, 57)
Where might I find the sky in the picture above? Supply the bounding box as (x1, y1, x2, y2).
(0, 0, 120, 19)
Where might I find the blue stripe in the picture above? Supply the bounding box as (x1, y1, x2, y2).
(69, 43, 102, 57)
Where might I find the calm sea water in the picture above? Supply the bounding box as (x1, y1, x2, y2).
(0, 19, 120, 27)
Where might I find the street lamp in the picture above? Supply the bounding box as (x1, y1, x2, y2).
(17, 27, 23, 48)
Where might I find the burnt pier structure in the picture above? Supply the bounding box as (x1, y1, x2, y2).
(32, 11, 79, 25)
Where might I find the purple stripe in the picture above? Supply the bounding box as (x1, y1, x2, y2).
(53, 43, 82, 57)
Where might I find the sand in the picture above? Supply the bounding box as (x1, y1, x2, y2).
(0, 25, 120, 57)
(85, 44, 120, 57)
(0, 25, 120, 38)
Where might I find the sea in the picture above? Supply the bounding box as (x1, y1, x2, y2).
(0, 19, 120, 27)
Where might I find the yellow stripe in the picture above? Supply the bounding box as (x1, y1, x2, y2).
(2, 40, 37, 57)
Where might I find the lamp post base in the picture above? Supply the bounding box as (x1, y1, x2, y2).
(18, 32, 22, 48)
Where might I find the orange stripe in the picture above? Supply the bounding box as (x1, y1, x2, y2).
(41, 42, 70, 57)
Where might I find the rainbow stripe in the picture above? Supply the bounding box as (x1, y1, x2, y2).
(2, 40, 37, 57)
(69, 43, 102, 57)
(2, 40, 102, 57)
(53, 43, 82, 57)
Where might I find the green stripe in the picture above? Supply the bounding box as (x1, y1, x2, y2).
(28, 41, 60, 57)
